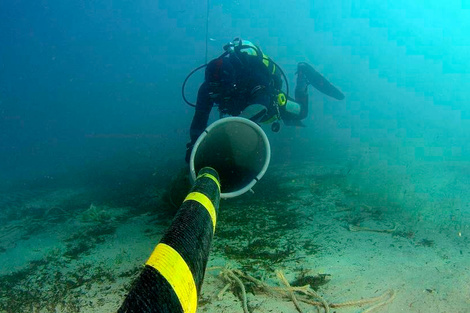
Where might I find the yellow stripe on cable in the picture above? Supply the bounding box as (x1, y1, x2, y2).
(146, 243, 197, 313)
(183, 192, 217, 233)
(197, 173, 221, 192)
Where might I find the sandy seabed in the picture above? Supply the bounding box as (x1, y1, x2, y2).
(0, 160, 469, 313)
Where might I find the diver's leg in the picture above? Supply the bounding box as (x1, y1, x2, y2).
(297, 62, 345, 100)
(241, 86, 274, 123)
(240, 104, 268, 122)
(295, 63, 310, 120)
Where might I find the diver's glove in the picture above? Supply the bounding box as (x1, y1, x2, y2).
(185, 141, 194, 163)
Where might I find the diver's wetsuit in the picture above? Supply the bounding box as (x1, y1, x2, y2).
(189, 54, 275, 145)
(188, 55, 309, 146)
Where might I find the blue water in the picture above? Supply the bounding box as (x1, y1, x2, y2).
(2, 0, 470, 182)
(1, 0, 470, 311)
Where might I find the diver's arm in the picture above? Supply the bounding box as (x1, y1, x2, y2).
(189, 82, 214, 144)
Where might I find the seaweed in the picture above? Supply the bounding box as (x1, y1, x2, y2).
(416, 238, 435, 247)
(302, 240, 322, 255)
(64, 240, 95, 259)
(291, 273, 331, 291)
(210, 172, 310, 270)
(0, 254, 119, 313)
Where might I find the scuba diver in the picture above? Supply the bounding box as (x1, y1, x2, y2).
(183, 38, 345, 162)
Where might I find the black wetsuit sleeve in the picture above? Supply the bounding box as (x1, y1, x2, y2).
(189, 82, 214, 144)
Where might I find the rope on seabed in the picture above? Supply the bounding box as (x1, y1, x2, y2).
(276, 269, 309, 313)
(208, 266, 396, 313)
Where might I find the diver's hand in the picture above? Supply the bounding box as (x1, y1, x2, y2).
(185, 142, 194, 163)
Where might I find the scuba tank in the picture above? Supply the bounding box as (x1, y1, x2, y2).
(277, 92, 301, 116)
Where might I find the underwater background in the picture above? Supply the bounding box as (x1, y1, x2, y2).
(1, 0, 470, 312)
